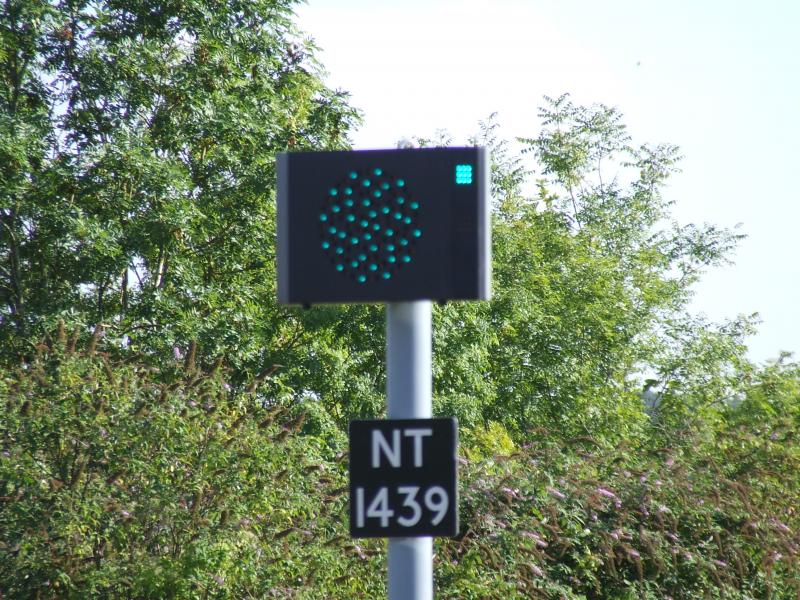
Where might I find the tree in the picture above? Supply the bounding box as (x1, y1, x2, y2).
(0, 0, 770, 440)
(425, 98, 747, 439)
(0, 0, 359, 383)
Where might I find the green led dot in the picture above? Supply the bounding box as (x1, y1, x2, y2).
(364, 233, 372, 240)
(350, 237, 359, 244)
(374, 168, 382, 176)
(394, 212, 402, 220)
(338, 231, 347, 239)
(329, 188, 338, 196)
(320, 214, 328, 222)
(350, 260, 358, 268)
(381, 182, 390, 190)
(360, 220, 369, 227)
(321, 241, 330, 249)
(332, 205, 340, 213)
(402, 255, 411, 263)
(345, 187, 353, 195)
(410, 202, 419, 210)
(358, 275, 367, 283)
(336, 247, 344, 254)
(412, 229, 421, 238)
(347, 214, 355, 222)
(368, 210, 377, 218)
(370, 264, 378, 271)
(387, 244, 396, 251)
(387, 255, 396, 264)
(336, 264, 344, 272)
(345, 199, 354, 207)
(399, 238, 408, 246)
(382, 207, 390, 215)
(404, 217, 412, 224)
(373, 224, 381, 231)
(328, 226, 337, 234)
(397, 197, 405, 204)
(362, 199, 371, 207)
(396, 179, 405, 187)
(369, 244, 378, 252)
(455, 164, 473, 184)
(373, 190, 382, 198)
(358, 253, 366, 261)
(382, 272, 391, 280)
(362, 179, 371, 187)
(348, 171, 357, 180)
(385, 229, 394, 236)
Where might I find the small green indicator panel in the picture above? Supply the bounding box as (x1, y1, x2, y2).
(455, 164, 473, 185)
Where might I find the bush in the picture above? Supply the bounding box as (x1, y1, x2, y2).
(2, 330, 799, 598)
(438, 423, 800, 599)
(0, 333, 380, 598)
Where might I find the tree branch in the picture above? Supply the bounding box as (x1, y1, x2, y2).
(0, 205, 24, 316)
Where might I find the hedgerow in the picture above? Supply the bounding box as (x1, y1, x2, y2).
(2, 332, 797, 598)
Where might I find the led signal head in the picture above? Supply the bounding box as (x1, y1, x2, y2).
(455, 164, 473, 185)
(318, 167, 420, 284)
(277, 147, 490, 304)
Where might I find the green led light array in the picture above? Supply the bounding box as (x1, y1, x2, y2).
(319, 167, 422, 283)
(455, 164, 473, 185)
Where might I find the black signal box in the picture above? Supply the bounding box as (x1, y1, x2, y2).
(277, 147, 490, 305)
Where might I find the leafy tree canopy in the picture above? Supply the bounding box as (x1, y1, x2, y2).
(1, 0, 359, 381)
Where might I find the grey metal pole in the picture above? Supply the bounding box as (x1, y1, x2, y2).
(387, 301, 433, 600)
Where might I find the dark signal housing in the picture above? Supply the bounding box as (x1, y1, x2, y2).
(277, 147, 490, 304)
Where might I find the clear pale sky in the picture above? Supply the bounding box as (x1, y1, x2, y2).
(296, 0, 799, 364)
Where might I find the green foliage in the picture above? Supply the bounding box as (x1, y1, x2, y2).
(464, 421, 516, 459)
(646, 314, 759, 433)
(0, 0, 753, 441)
(2, 0, 798, 593)
(3, 340, 798, 598)
(450, 97, 744, 440)
(0, 333, 385, 598)
(733, 355, 800, 425)
(437, 419, 800, 599)
(0, 0, 359, 374)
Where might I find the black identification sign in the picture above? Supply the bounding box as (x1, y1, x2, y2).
(349, 418, 458, 538)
